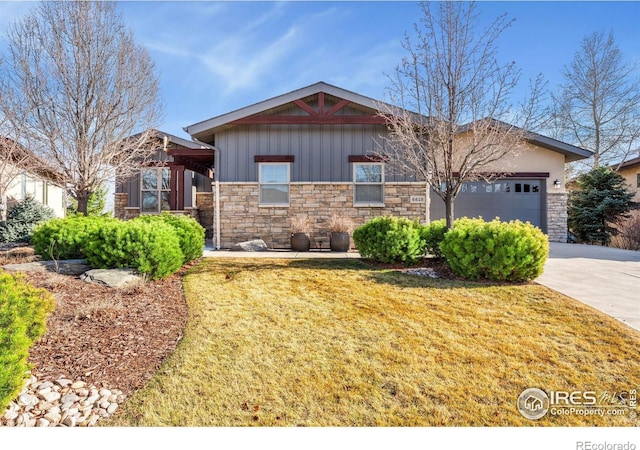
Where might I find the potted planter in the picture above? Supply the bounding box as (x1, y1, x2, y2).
(328, 214, 354, 252)
(290, 215, 312, 252)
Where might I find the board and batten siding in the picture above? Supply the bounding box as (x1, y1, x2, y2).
(215, 123, 410, 183)
(116, 169, 196, 209)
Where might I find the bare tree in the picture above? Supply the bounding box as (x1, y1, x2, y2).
(0, 72, 37, 221)
(377, 1, 545, 229)
(0, 1, 163, 214)
(551, 31, 640, 170)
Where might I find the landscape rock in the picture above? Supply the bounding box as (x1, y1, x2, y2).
(1, 374, 125, 428)
(79, 268, 142, 288)
(1, 259, 92, 275)
(229, 239, 268, 252)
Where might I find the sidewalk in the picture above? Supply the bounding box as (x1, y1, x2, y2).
(203, 246, 361, 259)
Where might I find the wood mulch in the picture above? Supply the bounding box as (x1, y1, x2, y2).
(1, 245, 191, 398)
(1, 245, 461, 403)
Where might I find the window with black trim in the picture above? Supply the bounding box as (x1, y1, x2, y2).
(141, 167, 170, 213)
(259, 163, 290, 205)
(354, 162, 384, 204)
(636, 173, 640, 188)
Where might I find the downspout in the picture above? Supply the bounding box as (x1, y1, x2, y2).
(215, 179, 220, 250)
(193, 137, 221, 250)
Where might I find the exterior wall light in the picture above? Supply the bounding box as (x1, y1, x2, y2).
(554, 179, 561, 189)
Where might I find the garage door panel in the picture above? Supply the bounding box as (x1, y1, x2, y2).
(429, 179, 544, 230)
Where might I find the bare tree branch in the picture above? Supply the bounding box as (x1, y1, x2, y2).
(0, 1, 164, 214)
(376, 1, 544, 228)
(551, 31, 640, 170)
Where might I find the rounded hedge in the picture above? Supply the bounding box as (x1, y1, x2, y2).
(419, 219, 447, 258)
(32, 215, 116, 260)
(353, 216, 424, 264)
(84, 220, 184, 279)
(133, 213, 204, 263)
(439, 217, 548, 282)
(0, 272, 55, 411)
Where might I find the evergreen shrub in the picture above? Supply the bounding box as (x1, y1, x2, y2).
(85, 219, 183, 279)
(439, 217, 548, 282)
(32, 215, 115, 260)
(353, 216, 424, 264)
(420, 219, 447, 258)
(133, 213, 204, 263)
(0, 272, 54, 410)
(0, 197, 56, 243)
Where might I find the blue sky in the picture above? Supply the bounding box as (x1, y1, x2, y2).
(1, 1, 639, 140)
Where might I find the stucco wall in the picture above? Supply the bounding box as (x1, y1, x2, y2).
(618, 165, 640, 203)
(4, 171, 65, 218)
(480, 142, 568, 193)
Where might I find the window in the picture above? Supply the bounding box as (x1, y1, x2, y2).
(259, 163, 290, 205)
(141, 167, 170, 213)
(354, 163, 384, 204)
(637, 173, 640, 188)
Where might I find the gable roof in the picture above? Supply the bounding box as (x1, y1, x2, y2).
(524, 133, 593, 163)
(616, 154, 640, 170)
(184, 81, 592, 162)
(184, 81, 392, 140)
(150, 129, 215, 151)
(0, 136, 65, 186)
(457, 118, 593, 162)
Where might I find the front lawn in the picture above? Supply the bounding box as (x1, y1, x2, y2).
(109, 259, 640, 426)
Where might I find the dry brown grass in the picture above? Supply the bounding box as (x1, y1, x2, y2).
(110, 259, 640, 426)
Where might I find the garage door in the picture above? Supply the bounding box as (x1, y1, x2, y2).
(429, 179, 545, 230)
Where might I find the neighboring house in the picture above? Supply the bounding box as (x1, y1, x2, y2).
(0, 137, 66, 219)
(115, 82, 592, 248)
(616, 154, 640, 204)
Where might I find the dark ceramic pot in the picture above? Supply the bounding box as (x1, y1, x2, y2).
(330, 232, 350, 252)
(290, 232, 310, 252)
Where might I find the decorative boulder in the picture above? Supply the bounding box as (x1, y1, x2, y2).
(80, 268, 143, 288)
(229, 239, 268, 252)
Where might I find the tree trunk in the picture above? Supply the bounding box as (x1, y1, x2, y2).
(0, 188, 6, 222)
(76, 190, 90, 215)
(445, 192, 455, 230)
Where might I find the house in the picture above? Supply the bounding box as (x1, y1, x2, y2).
(616, 154, 640, 203)
(114, 130, 215, 228)
(0, 136, 66, 219)
(115, 82, 592, 248)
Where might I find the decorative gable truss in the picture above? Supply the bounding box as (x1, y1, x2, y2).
(229, 92, 387, 126)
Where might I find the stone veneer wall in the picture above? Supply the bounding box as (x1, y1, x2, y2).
(195, 192, 214, 238)
(114, 192, 201, 225)
(547, 192, 568, 243)
(114, 193, 128, 220)
(215, 182, 428, 249)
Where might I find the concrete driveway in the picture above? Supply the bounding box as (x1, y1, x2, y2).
(536, 243, 640, 332)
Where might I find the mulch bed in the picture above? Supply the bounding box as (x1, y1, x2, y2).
(18, 264, 190, 398)
(2, 247, 460, 404)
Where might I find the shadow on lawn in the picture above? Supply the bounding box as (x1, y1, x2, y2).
(192, 257, 519, 290)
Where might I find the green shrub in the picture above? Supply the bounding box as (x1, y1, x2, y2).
(353, 216, 425, 264)
(420, 219, 447, 258)
(0, 197, 56, 243)
(133, 213, 204, 263)
(32, 215, 116, 260)
(440, 217, 548, 282)
(0, 272, 55, 411)
(85, 219, 183, 279)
